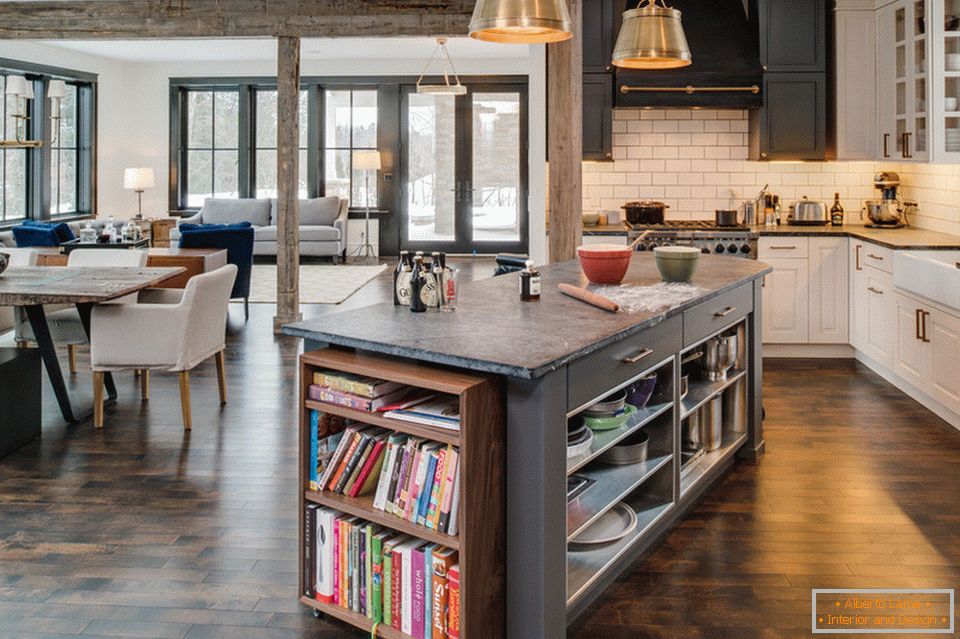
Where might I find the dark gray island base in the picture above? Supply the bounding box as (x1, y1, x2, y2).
(284, 254, 771, 639)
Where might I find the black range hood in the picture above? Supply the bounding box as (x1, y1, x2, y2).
(615, 0, 763, 109)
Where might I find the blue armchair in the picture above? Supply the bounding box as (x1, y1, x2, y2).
(178, 223, 255, 320)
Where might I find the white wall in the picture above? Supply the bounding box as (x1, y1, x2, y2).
(0, 41, 130, 217)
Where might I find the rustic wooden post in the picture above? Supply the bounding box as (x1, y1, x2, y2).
(547, 0, 583, 263)
(275, 36, 302, 333)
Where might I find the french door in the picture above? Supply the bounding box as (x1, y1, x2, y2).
(400, 83, 528, 255)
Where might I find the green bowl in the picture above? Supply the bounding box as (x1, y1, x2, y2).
(584, 404, 638, 431)
(653, 246, 701, 282)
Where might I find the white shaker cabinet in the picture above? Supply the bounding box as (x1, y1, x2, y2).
(808, 237, 850, 343)
(894, 292, 929, 387)
(893, 291, 960, 413)
(761, 257, 810, 343)
(864, 268, 896, 367)
(850, 239, 870, 351)
(835, 4, 878, 159)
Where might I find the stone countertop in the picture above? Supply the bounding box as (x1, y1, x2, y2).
(283, 255, 771, 380)
(749, 223, 960, 249)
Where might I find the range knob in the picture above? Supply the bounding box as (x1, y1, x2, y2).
(701, 247, 711, 254)
(649, 242, 659, 249)
(715, 244, 725, 254)
(728, 243, 739, 254)
(740, 244, 752, 255)
(636, 243, 647, 251)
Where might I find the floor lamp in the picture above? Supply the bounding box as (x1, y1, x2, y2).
(352, 150, 381, 264)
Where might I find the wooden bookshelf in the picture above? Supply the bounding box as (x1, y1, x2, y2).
(304, 489, 460, 550)
(299, 347, 504, 639)
(300, 596, 415, 639)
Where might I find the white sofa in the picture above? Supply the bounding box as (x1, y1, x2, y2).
(170, 197, 348, 261)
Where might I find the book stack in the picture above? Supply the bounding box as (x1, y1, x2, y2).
(309, 369, 412, 413)
(308, 410, 349, 491)
(318, 426, 461, 537)
(305, 505, 461, 639)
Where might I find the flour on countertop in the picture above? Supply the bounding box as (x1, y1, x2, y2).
(590, 282, 707, 313)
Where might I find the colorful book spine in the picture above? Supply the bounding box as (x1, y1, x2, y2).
(422, 544, 436, 639)
(437, 451, 459, 533)
(431, 547, 458, 639)
(416, 452, 438, 525)
(332, 518, 341, 606)
(387, 443, 409, 514)
(309, 410, 319, 490)
(373, 441, 397, 509)
(412, 544, 427, 639)
(351, 439, 385, 498)
(327, 431, 362, 491)
(446, 468, 461, 536)
(397, 446, 421, 517)
(312, 370, 405, 398)
(315, 508, 335, 604)
(309, 385, 408, 412)
(382, 537, 394, 627)
(448, 564, 461, 639)
(303, 504, 317, 598)
(391, 542, 403, 630)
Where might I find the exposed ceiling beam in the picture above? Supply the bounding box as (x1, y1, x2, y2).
(0, 1, 476, 40)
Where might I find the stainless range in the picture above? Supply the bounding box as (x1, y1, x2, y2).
(625, 221, 758, 259)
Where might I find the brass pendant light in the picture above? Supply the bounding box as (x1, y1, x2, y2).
(612, 0, 692, 69)
(469, 0, 573, 44)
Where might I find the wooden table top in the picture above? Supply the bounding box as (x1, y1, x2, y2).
(0, 266, 186, 305)
(31, 247, 225, 258)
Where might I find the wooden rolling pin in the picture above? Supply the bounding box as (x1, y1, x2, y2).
(558, 283, 620, 313)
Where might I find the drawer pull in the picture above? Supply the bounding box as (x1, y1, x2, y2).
(916, 308, 923, 341)
(921, 310, 930, 343)
(867, 253, 884, 261)
(768, 245, 797, 250)
(867, 286, 884, 295)
(623, 348, 653, 364)
(855, 245, 862, 270)
(714, 306, 736, 317)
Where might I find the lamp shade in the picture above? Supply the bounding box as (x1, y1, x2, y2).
(612, 1, 692, 69)
(123, 167, 155, 191)
(353, 150, 382, 171)
(469, 0, 572, 44)
(47, 80, 67, 99)
(5, 75, 27, 97)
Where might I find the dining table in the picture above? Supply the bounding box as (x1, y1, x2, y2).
(0, 266, 185, 424)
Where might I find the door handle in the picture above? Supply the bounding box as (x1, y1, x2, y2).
(867, 286, 884, 295)
(916, 308, 923, 340)
(855, 244, 862, 270)
(921, 310, 930, 343)
(623, 348, 653, 364)
(714, 306, 736, 317)
(903, 132, 912, 159)
(883, 133, 890, 158)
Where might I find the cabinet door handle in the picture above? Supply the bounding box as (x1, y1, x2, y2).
(903, 132, 912, 159)
(916, 308, 923, 340)
(714, 306, 736, 317)
(855, 244, 862, 270)
(921, 310, 930, 343)
(623, 348, 653, 364)
(768, 245, 797, 250)
(867, 286, 884, 295)
(883, 133, 890, 158)
(867, 253, 884, 261)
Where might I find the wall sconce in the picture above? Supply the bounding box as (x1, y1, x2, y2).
(47, 80, 66, 144)
(1, 75, 41, 148)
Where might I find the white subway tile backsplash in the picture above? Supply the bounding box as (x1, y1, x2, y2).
(579, 108, 960, 227)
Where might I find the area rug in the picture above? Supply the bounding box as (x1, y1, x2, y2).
(248, 263, 387, 304)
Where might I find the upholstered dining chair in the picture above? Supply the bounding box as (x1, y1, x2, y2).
(0, 249, 36, 338)
(14, 249, 148, 373)
(89, 264, 237, 430)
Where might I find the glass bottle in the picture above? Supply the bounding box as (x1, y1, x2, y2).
(830, 193, 845, 226)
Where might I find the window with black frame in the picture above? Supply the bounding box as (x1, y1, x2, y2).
(323, 89, 378, 208)
(1, 75, 27, 222)
(182, 89, 240, 208)
(253, 88, 309, 199)
(49, 82, 78, 215)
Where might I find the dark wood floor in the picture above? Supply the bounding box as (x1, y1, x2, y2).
(0, 262, 958, 638)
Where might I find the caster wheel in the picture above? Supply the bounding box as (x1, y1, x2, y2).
(312, 609, 324, 619)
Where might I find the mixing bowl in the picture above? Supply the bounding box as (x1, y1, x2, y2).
(577, 244, 633, 284)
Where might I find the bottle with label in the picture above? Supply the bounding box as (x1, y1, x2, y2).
(773, 196, 782, 226)
(395, 252, 414, 306)
(431, 252, 446, 309)
(520, 260, 541, 301)
(393, 251, 409, 306)
(410, 256, 427, 313)
(830, 192, 845, 226)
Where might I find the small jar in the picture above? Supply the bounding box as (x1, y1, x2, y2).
(520, 260, 541, 302)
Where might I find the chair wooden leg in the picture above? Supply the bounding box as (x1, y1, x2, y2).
(93, 371, 104, 429)
(244, 298, 249, 321)
(140, 370, 150, 401)
(67, 344, 78, 375)
(178, 371, 192, 430)
(215, 351, 227, 404)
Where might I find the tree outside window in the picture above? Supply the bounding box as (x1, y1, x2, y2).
(324, 90, 378, 207)
(185, 90, 240, 207)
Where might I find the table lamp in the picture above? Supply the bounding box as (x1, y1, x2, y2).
(123, 167, 155, 220)
(352, 150, 381, 264)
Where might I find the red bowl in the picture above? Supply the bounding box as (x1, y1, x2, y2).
(577, 244, 633, 284)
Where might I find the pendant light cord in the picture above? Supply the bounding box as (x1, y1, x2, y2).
(416, 38, 463, 90)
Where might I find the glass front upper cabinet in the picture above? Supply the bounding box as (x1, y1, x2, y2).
(878, 0, 929, 161)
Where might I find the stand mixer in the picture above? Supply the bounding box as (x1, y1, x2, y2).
(862, 172, 916, 228)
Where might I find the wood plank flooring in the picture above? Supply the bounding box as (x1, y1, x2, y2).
(0, 261, 958, 638)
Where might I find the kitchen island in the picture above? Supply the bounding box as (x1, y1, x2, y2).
(284, 254, 771, 639)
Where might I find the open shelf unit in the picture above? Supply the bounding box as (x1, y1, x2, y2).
(298, 347, 504, 639)
(566, 314, 754, 617)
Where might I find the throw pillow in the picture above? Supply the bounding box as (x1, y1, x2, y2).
(200, 198, 271, 227)
(12, 224, 61, 247)
(22, 219, 76, 243)
(299, 196, 342, 226)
